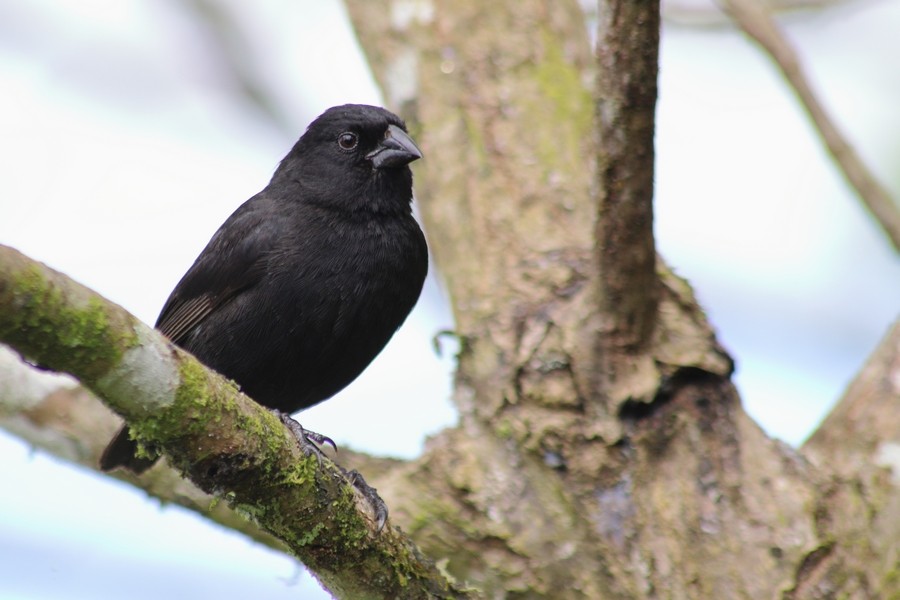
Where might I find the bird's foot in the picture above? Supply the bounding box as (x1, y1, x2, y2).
(272, 410, 385, 531)
(273, 410, 337, 462)
(345, 468, 389, 532)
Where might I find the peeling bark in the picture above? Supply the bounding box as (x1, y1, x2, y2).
(1, 1, 897, 598)
(341, 0, 898, 597)
(591, 0, 661, 409)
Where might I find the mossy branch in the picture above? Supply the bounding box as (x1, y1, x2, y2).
(0, 243, 471, 600)
(0, 354, 290, 551)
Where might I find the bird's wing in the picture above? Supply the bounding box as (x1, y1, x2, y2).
(155, 198, 279, 344)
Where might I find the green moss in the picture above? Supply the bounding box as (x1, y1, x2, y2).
(3, 265, 137, 382)
(407, 495, 484, 541)
(2, 261, 431, 586)
(462, 111, 489, 170)
(525, 28, 593, 181)
(296, 522, 326, 547)
(122, 357, 275, 475)
(884, 564, 900, 599)
(407, 505, 436, 534)
(282, 454, 319, 487)
(233, 395, 280, 454)
(389, 543, 415, 588)
(232, 500, 267, 522)
(533, 30, 592, 127)
(126, 358, 212, 447)
(495, 419, 513, 439)
(175, 357, 216, 409)
(333, 484, 370, 545)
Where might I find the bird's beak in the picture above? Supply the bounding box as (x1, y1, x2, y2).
(366, 124, 422, 169)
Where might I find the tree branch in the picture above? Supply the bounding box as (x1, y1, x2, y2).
(813, 321, 900, 592)
(0, 346, 287, 551)
(346, 0, 605, 434)
(0, 244, 470, 600)
(341, 3, 831, 598)
(720, 0, 900, 252)
(803, 318, 900, 469)
(5, 0, 897, 595)
(590, 0, 663, 407)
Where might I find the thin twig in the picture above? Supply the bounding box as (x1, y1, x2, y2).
(721, 0, 900, 252)
(666, 0, 860, 27)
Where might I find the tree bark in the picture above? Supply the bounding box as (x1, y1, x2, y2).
(2, 0, 898, 598)
(343, 0, 899, 597)
(0, 245, 469, 600)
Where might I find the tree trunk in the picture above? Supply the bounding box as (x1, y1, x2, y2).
(342, 0, 899, 597)
(1, 1, 897, 598)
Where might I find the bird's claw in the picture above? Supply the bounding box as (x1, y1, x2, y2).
(272, 410, 386, 531)
(346, 468, 388, 532)
(273, 410, 337, 463)
(302, 429, 337, 453)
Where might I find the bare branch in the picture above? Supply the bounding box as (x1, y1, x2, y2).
(664, 0, 862, 27)
(720, 0, 900, 252)
(182, 0, 295, 131)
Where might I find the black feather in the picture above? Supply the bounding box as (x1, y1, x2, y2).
(100, 104, 427, 473)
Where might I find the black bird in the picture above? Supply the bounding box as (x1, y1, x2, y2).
(101, 104, 427, 475)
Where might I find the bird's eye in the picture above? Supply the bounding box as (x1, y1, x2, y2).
(337, 132, 358, 151)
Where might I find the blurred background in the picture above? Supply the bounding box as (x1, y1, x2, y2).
(0, 1, 897, 598)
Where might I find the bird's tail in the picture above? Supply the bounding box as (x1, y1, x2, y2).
(99, 425, 158, 474)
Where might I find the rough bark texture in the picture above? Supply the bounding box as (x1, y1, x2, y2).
(2, 0, 898, 598)
(591, 0, 661, 408)
(0, 245, 469, 600)
(0, 342, 404, 558)
(342, 0, 899, 597)
(801, 321, 900, 597)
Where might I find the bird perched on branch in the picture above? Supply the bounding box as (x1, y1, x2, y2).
(100, 105, 428, 509)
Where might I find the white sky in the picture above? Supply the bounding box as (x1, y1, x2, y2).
(0, 1, 898, 598)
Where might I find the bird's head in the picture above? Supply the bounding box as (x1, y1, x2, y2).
(273, 104, 422, 215)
